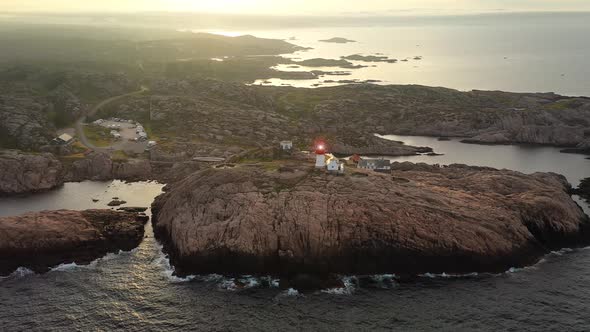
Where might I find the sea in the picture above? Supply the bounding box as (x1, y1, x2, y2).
(1, 137, 589, 331)
(200, 13, 590, 96)
(2, 13, 590, 331)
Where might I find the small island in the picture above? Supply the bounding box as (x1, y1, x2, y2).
(296, 58, 367, 69)
(342, 54, 398, 63)
(319, 37, 357, 44)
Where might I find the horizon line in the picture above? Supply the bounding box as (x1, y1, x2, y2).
(1, 9, 590, 17)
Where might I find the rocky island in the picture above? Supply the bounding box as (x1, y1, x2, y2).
(0, 209, 148, 275)
(319, 37, 357, 43)
(151, 161, 590, 282)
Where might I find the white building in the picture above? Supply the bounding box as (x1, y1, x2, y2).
(53, 133, 74, 145)
(358, 159, 391, 172)
(280, 141, 293, 150)
(327, 159, 345, 173)
(327, 159, 339, 171)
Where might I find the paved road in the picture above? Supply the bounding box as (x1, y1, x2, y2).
(75, 87, 148, 151)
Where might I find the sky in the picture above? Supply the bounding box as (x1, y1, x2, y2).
(1, 0, 589, 15)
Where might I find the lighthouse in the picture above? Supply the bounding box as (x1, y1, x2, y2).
(315, 142, 326, 168)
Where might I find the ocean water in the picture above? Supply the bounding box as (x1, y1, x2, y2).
(1, 140, 589, 331)
(201, 13, 590, 96)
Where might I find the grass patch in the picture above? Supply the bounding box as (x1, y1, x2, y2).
(544, 99, 581, 111)
(112, 150, 130, 161)
(83, 125, 113, 147)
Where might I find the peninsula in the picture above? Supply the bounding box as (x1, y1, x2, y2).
(151, 159, 590, 283)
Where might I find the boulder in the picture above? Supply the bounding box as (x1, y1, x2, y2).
(152, 163, 590, 278)
(0, 209, 148, 275)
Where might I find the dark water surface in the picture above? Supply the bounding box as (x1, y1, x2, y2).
(1, 139, 590, 331)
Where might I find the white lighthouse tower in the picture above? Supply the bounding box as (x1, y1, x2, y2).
(315, 142, 326, 168)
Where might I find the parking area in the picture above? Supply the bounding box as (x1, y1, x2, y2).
(92, 119, 152, 154)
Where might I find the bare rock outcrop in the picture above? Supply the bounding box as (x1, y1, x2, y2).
(64, 152, 153, 182)
(0, 150, 63, 195)
(152, 163, 590, 278)
(0, 209, 148, 275)
(331, 135, 431, 156)
(64, 152, 113, 182)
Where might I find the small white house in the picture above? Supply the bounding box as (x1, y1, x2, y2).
(280, 140, 293, 150)
(327, 159, 339, 171)
(327, 159, 345, 173)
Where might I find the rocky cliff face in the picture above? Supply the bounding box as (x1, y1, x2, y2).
(0, 150, 156, 195)
(0, 150, 63, 194)
(152, 163, 590, 278)
(0, 209, 148, 275)
(63, 152, 153, 183)
(63, 152, 114, 182)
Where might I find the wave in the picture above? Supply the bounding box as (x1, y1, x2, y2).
(151, 248, 196, 283)
(50, 262, 84, 272)
(49, 249, 139, 273)
(280, 288, 301, 297)
(419, 272, 479, 279)
(549, 248, 574, 256)
(322, 276, 357, 295)
(151, 244, 282, 289)
(217, 275, 281, 291)
(0, 267, 35, 281)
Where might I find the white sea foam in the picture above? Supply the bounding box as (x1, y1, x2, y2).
(419, 272, 479, 279)
(218, 278, 238, 290)
(260, 276, 280, 288)
(50, 262, 81, 272)
(368, 274, 398, 288)
(217, 276, 264, 291)
(152, 250, 196, 283)
(285, 288, 300, 297)
(49, 248, 138, 273)
(321, 276, 357, 295)
(549, 248, 574, 256)
(0, 267, 35, 281)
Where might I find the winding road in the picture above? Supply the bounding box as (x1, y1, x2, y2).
(75, 87, 148, 151)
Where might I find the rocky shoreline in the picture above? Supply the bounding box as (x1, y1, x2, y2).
(151, 162, 590, 284)
(0, 209, 148, 276)
(0, 149, 207, 195)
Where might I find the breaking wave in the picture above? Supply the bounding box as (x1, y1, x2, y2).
(0, 267, 35, 281)
(49, 249, 138, 273)
(322, 276, 357, 295)
(151, 248, 196, 283)
(419, 272, 479, 279)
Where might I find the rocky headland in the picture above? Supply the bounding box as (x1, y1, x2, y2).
(0, 209, 148, 275)
(151, 162, 590, 281)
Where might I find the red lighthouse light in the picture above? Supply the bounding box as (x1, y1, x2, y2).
(315, 142, 326, 155)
